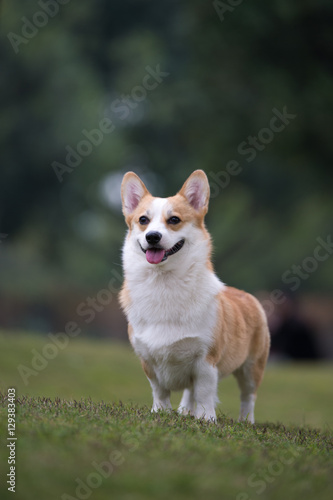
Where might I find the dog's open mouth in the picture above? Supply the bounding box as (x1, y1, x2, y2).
(140, 239, 185, 264)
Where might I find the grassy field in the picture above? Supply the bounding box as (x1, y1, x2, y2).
(0, 331, 332, 500)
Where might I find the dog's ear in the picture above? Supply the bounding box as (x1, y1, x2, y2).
(121, 172, 150, 216)
(179, 170, 210, 212)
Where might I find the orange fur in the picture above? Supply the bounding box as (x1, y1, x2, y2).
(207, 287, 270, 392)
(123, 194, 155, 232)
(141, 359, 156, 380)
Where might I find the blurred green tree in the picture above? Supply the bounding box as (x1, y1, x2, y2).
(0, 0, 332, 297)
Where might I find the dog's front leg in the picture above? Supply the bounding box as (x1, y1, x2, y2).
(149, 379, 172, 412)
(193, 361, 218, 421)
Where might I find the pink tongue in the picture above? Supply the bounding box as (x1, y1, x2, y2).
(146, 248, 166, 264)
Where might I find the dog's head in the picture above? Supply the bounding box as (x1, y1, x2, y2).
(121, 170, 211, 268)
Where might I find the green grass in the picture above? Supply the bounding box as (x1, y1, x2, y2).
(0, 331, 332, 427)
(0, 331, 332, 500)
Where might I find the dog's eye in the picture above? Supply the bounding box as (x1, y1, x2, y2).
(167, 216, 181, 225)
(139, 216, 150, 225)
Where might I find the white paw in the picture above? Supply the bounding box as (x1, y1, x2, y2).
(195, 407, 216, 422)
(178, 406, 194, 416)
(151, 404, 172, 413)
(238, 414, 255, 424)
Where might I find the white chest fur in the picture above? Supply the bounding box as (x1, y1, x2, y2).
(124, 245, 224, 391)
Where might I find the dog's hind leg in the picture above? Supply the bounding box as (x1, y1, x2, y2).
(234, 321, 270, 424)
(233, 350, 268, 424)
(233, 360, 257, 424)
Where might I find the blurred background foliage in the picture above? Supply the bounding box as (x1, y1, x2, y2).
(0, 0, 332, 343)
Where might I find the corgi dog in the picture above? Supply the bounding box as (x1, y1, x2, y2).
(120, 170, 270, 422)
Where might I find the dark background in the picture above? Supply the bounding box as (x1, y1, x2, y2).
(1, 0, 332, 358)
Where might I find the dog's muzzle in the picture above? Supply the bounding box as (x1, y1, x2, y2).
(139, 239, 185, 264)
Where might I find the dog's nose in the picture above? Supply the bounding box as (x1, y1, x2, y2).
(146, 231, 162, 245)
